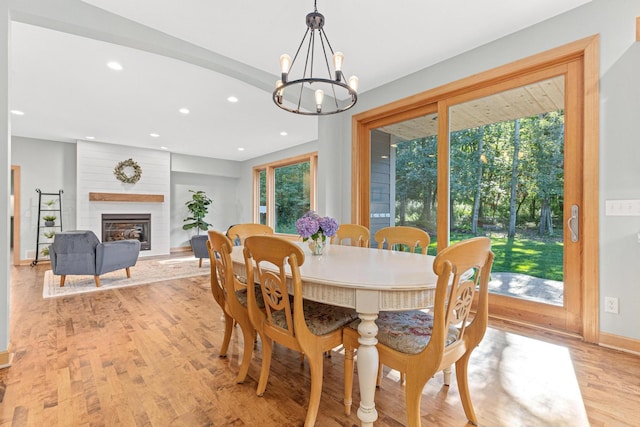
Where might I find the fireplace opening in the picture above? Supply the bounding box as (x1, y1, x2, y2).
(102, 213, 151, 251)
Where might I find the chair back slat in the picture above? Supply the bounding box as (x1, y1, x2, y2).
(374, 226, 430, 254)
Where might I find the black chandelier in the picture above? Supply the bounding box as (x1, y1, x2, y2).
(273, 0, 358, 115)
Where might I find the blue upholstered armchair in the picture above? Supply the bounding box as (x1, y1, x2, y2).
(49, 230, 141, 287)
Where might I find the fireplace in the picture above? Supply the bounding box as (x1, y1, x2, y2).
(102, 213, 151, 251)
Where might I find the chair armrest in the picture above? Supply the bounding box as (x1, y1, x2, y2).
(96, 239, 141, 275)
(49, 244, 56, 268)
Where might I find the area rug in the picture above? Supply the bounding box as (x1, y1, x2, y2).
(43, 256, 210, 299)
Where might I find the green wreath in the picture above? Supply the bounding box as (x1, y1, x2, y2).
(114, 158, 142, 184)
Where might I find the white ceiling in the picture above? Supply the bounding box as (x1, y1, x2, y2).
(9, 0, 591, 161)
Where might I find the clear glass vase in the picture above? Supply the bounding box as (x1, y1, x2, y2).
(309, 239, 325, 255)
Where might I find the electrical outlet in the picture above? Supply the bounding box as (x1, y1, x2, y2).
(604, 297, 619, 314)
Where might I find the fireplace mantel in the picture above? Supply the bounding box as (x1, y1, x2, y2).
(89, 192, 165, 203)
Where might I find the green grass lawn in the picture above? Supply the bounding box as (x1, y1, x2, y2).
(427, 231, 564, 281)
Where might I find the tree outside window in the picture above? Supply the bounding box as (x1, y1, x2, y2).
(254, 153, 317, 234)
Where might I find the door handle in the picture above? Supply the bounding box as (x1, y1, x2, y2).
(568, 204, 579, 242)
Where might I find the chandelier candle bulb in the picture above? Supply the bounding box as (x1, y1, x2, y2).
(333, 52, 344, 80)
(349, 75, 359, 92)
(280, 54, 291, 82)
(315, 89, 324, 113)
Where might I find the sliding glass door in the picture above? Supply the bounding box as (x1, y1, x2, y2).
(354, 38, 598, 337)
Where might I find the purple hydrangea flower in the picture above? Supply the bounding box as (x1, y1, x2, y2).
(296, 211, 339, 241)
(303, 210, 320, 220)
(296, 216, 320, 239)
(318, 216, 338, 237)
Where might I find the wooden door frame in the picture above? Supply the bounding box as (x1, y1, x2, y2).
(352, 36, 599, 343)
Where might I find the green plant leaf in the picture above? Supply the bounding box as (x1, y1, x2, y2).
(183, 190, 212, 233)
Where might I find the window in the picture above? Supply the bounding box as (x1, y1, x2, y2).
(253, 153, 318, 234)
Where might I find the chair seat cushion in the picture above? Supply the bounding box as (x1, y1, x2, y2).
(235, 285, 265, 309)
(271, 300, 358, 336)
(349, 310, 459, 355)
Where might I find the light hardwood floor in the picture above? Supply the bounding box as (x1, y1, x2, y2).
(1, 261, 639, 426)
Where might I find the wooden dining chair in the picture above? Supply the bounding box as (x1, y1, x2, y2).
(374, 225, 431, 254)
(331, 223, 370, 247)
(243, 235, 358, 427)
(373, 226, 431, 384)
(343, 237, 494, 427)
(207, 230, 262, 384)
(226, 223, 273, 245)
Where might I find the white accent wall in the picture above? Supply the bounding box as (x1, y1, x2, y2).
(76, 141, 171, 257)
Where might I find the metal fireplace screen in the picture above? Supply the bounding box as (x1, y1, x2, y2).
(102, 213, 150, 251)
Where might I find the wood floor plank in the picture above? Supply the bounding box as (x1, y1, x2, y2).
(1, 262, 639, 426)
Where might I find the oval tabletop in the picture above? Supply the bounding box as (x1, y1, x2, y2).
(231, 242, 439, 311)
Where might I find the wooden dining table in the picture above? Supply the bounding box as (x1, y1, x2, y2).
(230, 241, 439, 427)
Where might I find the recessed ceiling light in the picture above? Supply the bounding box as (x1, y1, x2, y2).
(179, 108, 190, 114)
(390, 143, 398, 148)
(160, 146, 168, 150)
(237, 147, 245, 151)
(381, 155, 389, 159)
(150, 133, 160, 138)
(107, 61, 123, 71)
(227, 96, 239, 103)
(280, 131, 288, 136)
(10, 110, 24, 115)
(85, 136, 95, 140)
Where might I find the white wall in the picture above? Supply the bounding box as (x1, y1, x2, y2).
(76, 140, 171, 257)
(172, 152, 241, 179)
(12, 137, 76, 259)
(170, 170, 240, 248)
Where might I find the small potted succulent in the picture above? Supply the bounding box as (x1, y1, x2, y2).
(43, 215, 57, 227)
(43, 230, 55, 239)
(40, 246, 50, 257)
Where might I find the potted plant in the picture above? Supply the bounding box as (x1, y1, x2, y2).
(43, 230, 55, 239)
(44, 199, 57, 207)
(183, 190, 212, 266)
(43, 215, 57, 227)
(183, 190, 212, 235)
(40, 246, 50, 257)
